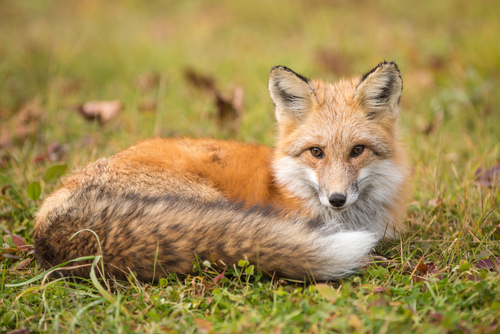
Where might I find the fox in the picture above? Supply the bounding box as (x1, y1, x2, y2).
(34, 61, 410, 282)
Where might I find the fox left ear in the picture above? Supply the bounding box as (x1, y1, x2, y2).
(268, 66, 317, 125)
(354, 61, 403, 121)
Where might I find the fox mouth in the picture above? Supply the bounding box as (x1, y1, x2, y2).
(329, 204, 350, 213)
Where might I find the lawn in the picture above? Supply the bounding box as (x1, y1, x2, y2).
(1, 0, 500, 333)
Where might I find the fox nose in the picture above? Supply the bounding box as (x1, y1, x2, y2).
(329, 193, 347, 208)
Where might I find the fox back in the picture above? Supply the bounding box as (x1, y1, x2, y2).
(34, 62, 410, 282)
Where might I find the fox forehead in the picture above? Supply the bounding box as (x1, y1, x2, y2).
(281, 78, 394, 158)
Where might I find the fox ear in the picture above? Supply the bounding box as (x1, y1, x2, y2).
(354, 61, 403, 120)
(269, 66, 317, 124)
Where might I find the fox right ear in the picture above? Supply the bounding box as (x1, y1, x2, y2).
(268, 66, 317, 124)
(354, 61, 403, 121)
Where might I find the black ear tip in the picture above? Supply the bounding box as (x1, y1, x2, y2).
(379, 61, 400, 73)
(269, 66, 310, 83)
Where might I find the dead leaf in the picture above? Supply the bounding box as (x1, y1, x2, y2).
(1, 99, 45, 148)
(373, 287, 387, 293)
(77, 100, 122, 125)
(468, 274, 482, 281)
(214, 87, 243, 133)
(184, 68, 216, 93)
(6, 328, 31, 334)
(16, 258, 32, 269)
(9, 233, 26, 248)
(1, 184, 11, 195)
(475, 165, 500, 187)
(315, 49, 352, 76)
(209, 268, 226, 287)
(475, 258, 500, 270)
(184, 68, 244, 134)
(194, 318, 212, 334)
(34, 141, 67, 164)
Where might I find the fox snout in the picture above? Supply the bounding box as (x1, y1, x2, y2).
(319, 183, 360, 211)
(329, 193, 346, 208)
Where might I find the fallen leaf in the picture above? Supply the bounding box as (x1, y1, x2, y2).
(316, 283, 338, 302)
(77, 100, 122, 125)
(475, 165, 500, 187)
(184, 68, 244, 134)
(46, 141, 67, 162)
(475, 258, 500, 270)
(9, 233, 26, 248)
(16, 258, 32, 269)
(416, 262, 429, 274)
(210, 268, 226, 287)
(214, 88, 243, 133)
(194, 318, 212, 334)
(1, 184, 11, 195)
(184, 68, 216, 93)
(1, 99, 45, 148)
(6, 328, 31, 334)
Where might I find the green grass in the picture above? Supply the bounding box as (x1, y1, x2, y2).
(1, 0, 500, 332)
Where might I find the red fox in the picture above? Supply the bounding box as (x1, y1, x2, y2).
(34, 61, 410, 282)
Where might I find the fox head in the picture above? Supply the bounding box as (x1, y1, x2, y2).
(269, 62, 407, 222)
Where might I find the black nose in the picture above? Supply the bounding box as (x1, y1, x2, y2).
(329, 193, 346, 207)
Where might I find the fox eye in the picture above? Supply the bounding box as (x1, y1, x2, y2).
(310, 147, 324, 159)
(350, 145, 365, 157)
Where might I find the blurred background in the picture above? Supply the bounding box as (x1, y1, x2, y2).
(0, 0, 499, 198)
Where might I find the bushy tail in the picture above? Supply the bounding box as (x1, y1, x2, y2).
(34, 186, 378, 282)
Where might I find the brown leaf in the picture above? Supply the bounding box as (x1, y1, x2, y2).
(315, 49, 352, 76)
(194, 318, 212, 334)
(77, 100, 122, 125)
(373, 287, 387, 293)
(475, 258, 500, 270)
(416, 262, 429, 274)
(475, 165, 500, 187)
(9, 233, 26, 248)
(34, 141, 67, 164)
(1, 184, 11, 195)
(16, 258, 32, 269)
(1, 99, 45, 148)
(413, 275, 427, 283)
(46, 141, 67, 162)
(6, 328, 31, 334)
(184, 68, 244, 134)
(214, 88, 243, 134)
(184, 68, 216, 93)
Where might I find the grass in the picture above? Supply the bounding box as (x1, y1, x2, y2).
(1, 0, 500, 332)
